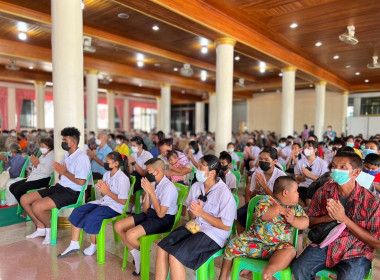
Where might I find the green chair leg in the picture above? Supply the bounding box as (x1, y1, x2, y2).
(140, 235, 160, 280)
(96, 221, 107, 264)
(135, 190, 143, 214)
(0, 189, 5, 205)
(79, 229, 83, 247)
(208, 258, 215, 279)
(50, 208, 59, 245)
(121, 246, 129, 270)
(90, 186, 95, 201)
(17, 203, 23, 214)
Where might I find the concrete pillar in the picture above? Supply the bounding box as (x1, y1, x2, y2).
(341, 91, 349, 135)
(86, 69, 98, 136)
(353, 97, 361, 117)
(35, 81, 46, 129)
(7, 87, 16, 130)
(107, 90, 115, 132)
(156, 96, 162, 131)
(281, 66, 297, 137)
(195, 102, 205, 133)
(161, 84, 171, 135)
(246, 95, 255, 131)
(215, 37, 236, 155)
(314, 81, 327, 140)
(208, 92, 216, 133)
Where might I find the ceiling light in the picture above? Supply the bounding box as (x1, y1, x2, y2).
(154, 63, 160, 67)
(173, 67, 178, 71)
(28, 66, 34, 70)
(17, 22, 28, 32)
(201, 46, 208, 54)
(365, 79, 369, 83)
(181, 90, 185, 94)
(118, 13, 129, 19)
(309, 84, 313, 87)
(200, 38, 209, 46)
(18, 32, 27, 41)
(260, 88, 264, 92)
(138, 83, 142, 87)
(290, 23, 298, 28)
(345, 65, 351, 68)
(355, 72, 360, 75)
(333, 55, 340, 60)
(259, 61, 266, 73)
(136, 53, 144, 61)
(234, 56, 240, 61)
(315, 41, 322, 47)
(201, 70, 207, 81)
(152, 25, 159, 31)
(278, 73, 283, 77)
(137, 61, 144, 67)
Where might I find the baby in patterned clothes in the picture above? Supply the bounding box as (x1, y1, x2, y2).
(219, 176, 309, 280)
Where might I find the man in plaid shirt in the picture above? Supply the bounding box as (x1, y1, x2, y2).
(293, 151, 380, 280)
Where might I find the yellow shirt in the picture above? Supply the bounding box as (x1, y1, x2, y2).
(115, 143, 130, 157)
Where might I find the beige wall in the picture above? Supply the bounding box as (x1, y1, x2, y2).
(250, 89, 344, 137)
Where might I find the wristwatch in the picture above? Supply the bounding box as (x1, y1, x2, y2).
(131, 162, 136, 166)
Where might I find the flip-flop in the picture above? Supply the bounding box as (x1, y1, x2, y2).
(57, 249, 80, 259)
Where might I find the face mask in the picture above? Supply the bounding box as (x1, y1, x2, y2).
(363, 169, 379, 176)
(95, 139, 101, 145)
(132, 146, 139, 153)
(7, 152, 12, 158)
(304, 148, 313, 157)
(29, 141, 34, 145)
(40, 148, 48, 155)
(40, 133, 46, 137)
(104, 163, 112, 171)
(331, 169, 353, 185)
(327, 146, 333, 151)
(279, 143, 286, 148)
(61, 142, 70, 151)
(32, 132, 37, 137)
(360, 145, 366, 150)
(190, 149, 195, 154)
(116, 140, 121, 145)
(227, 148, 234, 153)
(196, 169, 209, 183)
(259, 161, 271, 172)
(146, 172, 156, 182)
(260, 135, 265, 139)
(3, 133, 8, 137)
(327, 128, 332, 132)
(363, 149, 376, 157)
(90, 134, 94, 138)
(11, 132, 16, 137)
(347, 142, 354, 148)
(207, 136, 211, 140)
(220, 165, 228, 172)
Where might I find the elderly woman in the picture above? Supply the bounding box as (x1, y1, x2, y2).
(9, 137, 54, 212)
(0, 143, 26, 205)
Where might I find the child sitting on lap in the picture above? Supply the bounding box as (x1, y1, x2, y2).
(219, 176, 309, 280)
(168, 150, 186, 185)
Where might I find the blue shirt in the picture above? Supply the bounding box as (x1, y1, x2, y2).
(150, 146, 160, 158)
(91, 144, 112, 175)
(3, 154, 26, 178)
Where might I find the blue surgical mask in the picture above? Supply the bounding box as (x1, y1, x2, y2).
(7, 152, 12, 158)
(346, 142, 354, 148)
(331, 169, 353, 185)
(41, 132, 46, 137)
(363, 169, 379, 176)
(279, 143, 286, 148)
(363, 149, 376, 157)
(190, 149, 195, 154)
(3, 133, 8, 137)
(360, 145, 366, 150)
(196, 169, 209, 183)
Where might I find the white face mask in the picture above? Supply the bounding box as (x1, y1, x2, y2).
(279, 143, 286, 148)
(227, 148, 234, 153)
(40, 148, 48, 155)
(207, 136, 211, 140)
(116, 140, 121, 145)
(304, 148, 314, 157)
(11, 132, 16, 137)
(132, 146, 139, 153)
(95, 139, 101, 145)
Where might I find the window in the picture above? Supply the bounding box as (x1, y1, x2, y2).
(171, 104, 195, 132)
(132, 107, 157, 132)
(360, 97, 380, 115)
(20, 100, 36, 128)
(97, 104, 108, 129)
(347, 98, 354, 118)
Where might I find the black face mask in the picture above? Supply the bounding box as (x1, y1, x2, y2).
(61, 142, 70, 151)
(259, 161, 271, 172)
(146, 172, 156, 182)
(104, 163, 112, 171)
(220, 165, 229, 172)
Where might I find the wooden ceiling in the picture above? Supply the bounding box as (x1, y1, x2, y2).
(0, 0, 378, 103)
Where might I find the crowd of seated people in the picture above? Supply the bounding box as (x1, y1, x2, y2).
(0, 124, 379, 279)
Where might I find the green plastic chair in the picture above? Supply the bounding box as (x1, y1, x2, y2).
(50, 172, 92, 246)
(121, 183, 189, 280)
(36, 150, 41, 158)
(231, 195, 298, 280)
(281, 163, 287, 172)
(134, 189, 144, 214)
(188, 166, 197, 188)
(316, 262, 373, 280)
(95, 175, 136, 264)
(231, 170, 241, 195)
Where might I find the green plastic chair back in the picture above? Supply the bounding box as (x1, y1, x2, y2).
(235, 151, 244, 161)
(281, 163, 287, 172)
(231, 170, 241, 195)
(36, 150, 41, 158)
(19, 156, 30, 178)
(189, 166, 197, 187)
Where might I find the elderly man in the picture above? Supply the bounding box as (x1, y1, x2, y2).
(86, 132, 112, 180)
(292, 151, 380, 280)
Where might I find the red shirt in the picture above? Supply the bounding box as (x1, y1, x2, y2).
(308, 181, 380, 268)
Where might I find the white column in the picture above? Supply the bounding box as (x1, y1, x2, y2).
(208, 92, 216, 133)
(353, 97, 361, 117)
(195, 102, 205, 133)
(341, 91, 349, 136)
(246, 95, 255, 131)
(123, 98, 129, 131)
(86, 69, 98, 136)
(314, 81, 327, 140)
(51, 0, 83, 224)
(281, 66, 297, 137)
(215, 37, 236, 155)
(107, 90, 115, 132)
(156, 96, 162, 131)
(35, 81, 46, 129)
(7, 87, 16, 130)
(161, 84, 171, 135)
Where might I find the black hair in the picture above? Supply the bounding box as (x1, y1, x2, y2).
(227, 142, 235, 148)
(260, 147, 278, 160)
(167, 150, 179, 159)
(116, 134, 126, 141)
(61, 127, 80, 144)
(190, 132, 197, 137)
(364, 153, 380, 167)
(334, 151, 363, 169)
(155, 131, 165, 141)
(279, 137, 287, 143)
(333, 139, 345, 147)
(346, 135, 354, 141)
(304, 124, 308, 129)
(308, 135, 319, 142)
(367, 140, 380, 150)
(292, 143, 301, 149)
(199, 155, 225, 183)
(40, 137, 54, 151)
(131, 136, 148, 151)
(304, 140, 318, 150)
(157, 138, 173, 148)
(108, 133, 115, 140)
(106, 151, 130, 179)
(219, 151, 232, 164)
(273, 176, 297, 194)
(188, 140, 199, 154)
(360, 140, 368, 147)
(287, 135, 294, 140)
(338, 146, 355, 153)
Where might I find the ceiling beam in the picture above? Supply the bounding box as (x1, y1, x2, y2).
(0, 1, 255, 83)
(350, 83, 380, 93)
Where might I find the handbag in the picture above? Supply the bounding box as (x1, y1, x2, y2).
(0, 167, 10, 191)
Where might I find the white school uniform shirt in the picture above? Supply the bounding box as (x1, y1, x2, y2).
(225, 170, 237, 190)
(324, 150, 335, 165)
(186, 180, 237, 247)
(150, 176, 178, 215)
(132, 150, 153, 171)
(26, 151, 54, 182)
(59, 148, 91, 192)
(89, 169, 130, 214)
(277, 145, 292, 165)
(295, 156, 329, 188)
(243, 146, 261, 166)
(249, 166, 286, 194)
(230, 152, 240, 163)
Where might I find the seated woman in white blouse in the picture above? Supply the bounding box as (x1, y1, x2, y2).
(9, 137, 54, 210)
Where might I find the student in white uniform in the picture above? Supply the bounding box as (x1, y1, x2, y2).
(219, 151, 237, 192)
(294, 140, 329, 207)
(58, 152, 130, 258)
(237, 148, 286, 231)
(187, 140, 204, 167)
(127, 136, 153, 193)
(21, 127, 91, 245)
(227, 142, 240, 170)
(243, 138, 261, 171)
(155, 155, 236, 279)
(115, 158, 178, 276)
(277, 136, 293, 167)
(285, 143, 303, 176)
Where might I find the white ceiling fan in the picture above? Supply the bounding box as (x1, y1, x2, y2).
(339, 25, 358, 45)
(5, 59, 20, 71)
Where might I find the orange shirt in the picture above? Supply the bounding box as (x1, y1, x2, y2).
(19, 139, 27, 149)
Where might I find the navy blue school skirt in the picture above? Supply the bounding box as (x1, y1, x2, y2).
(133, 208, 175, 235)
